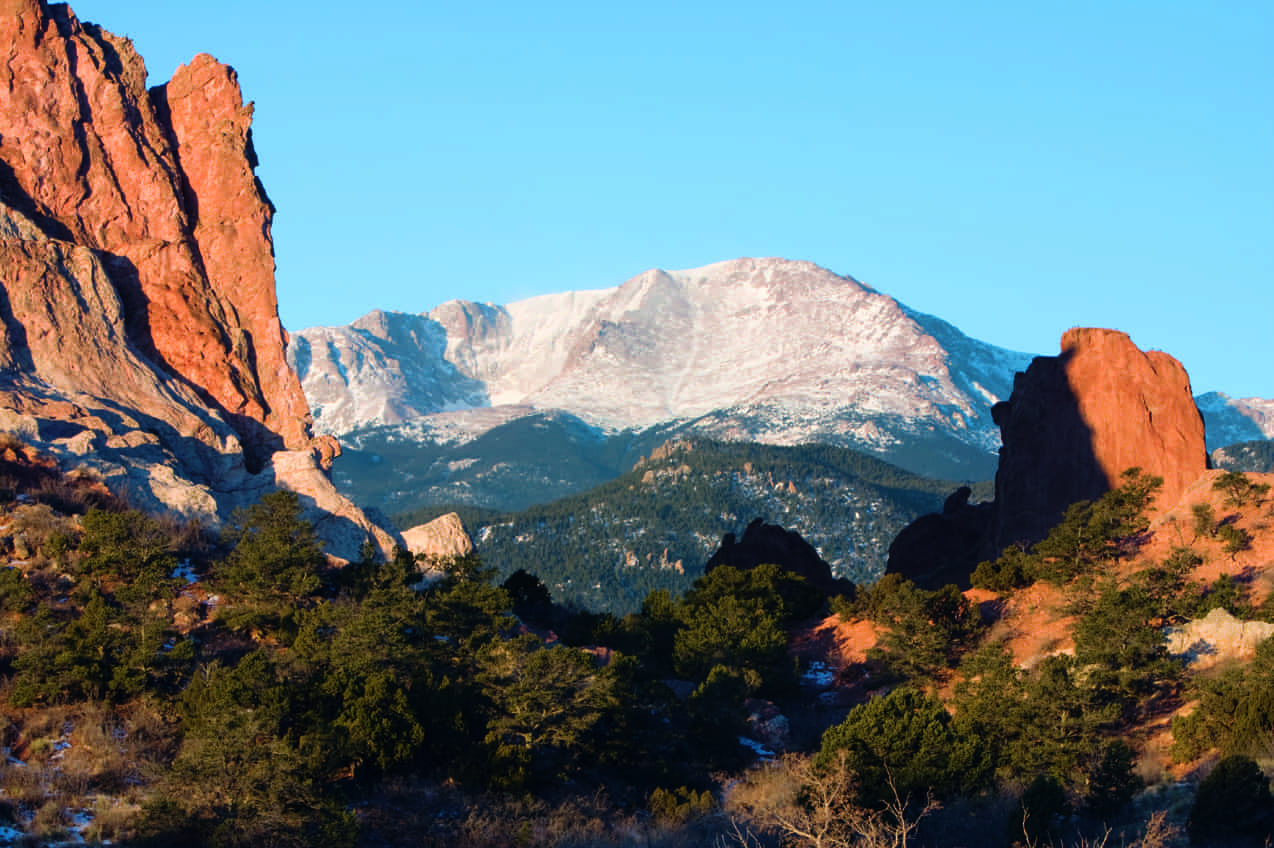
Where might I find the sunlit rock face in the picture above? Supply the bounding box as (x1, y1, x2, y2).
(888, 328, 1209, 588)
(0, 1, 395, 559)
(991, 327, 1208, 550)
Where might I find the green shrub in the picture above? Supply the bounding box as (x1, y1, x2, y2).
(861, 576, 984, 681)
(971, 545, 1033, 591)
(1016, 773, 1068, 845)
(1213, 470, 1271, 509)
(818, 687, 992, 804)
(1187, 755, 1273, 845)
(1083, 740, 1142, 819)
(648, 786, 714, 824)
(1191, 503, 1217, 540)
(1173, 636, 1274, 762)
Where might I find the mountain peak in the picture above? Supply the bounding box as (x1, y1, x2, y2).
(291, 257, 1034, 479)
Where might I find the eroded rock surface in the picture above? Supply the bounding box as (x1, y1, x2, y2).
(992, 327, 1207, 550)
(402, 512, 476, 560)
(1165, 607, 1274, 671)
(0, 1, 393, 559)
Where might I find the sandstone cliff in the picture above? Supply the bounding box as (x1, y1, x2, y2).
(991, 327, 1208, 550)
(889, 328, 1209, 587)
(0, 0, 393, 559)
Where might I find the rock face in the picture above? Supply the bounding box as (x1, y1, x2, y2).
(704, 517, 851, 597)
(0, 2, 309, 466)
(888, 328, 1209, 586)
(1165, 607, 1274, 671)
(0, 1, 393, 559)
(401, 513, 475, 560)
(885, 486, 993, 589)
(991, 328, 1208, 550)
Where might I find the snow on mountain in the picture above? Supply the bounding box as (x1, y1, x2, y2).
(1196, 392, 1274, 450)
(288, 309, 489, 435)
(288, 258, 1035, 475)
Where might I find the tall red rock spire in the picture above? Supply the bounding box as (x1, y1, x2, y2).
(0, 0, 312, 468)
(888, 328, 1210, 588)
(0, 2, 384, 557)
(991, 327, 1208, 549)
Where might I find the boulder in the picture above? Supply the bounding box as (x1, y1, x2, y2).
(1165, 607, 1274, 670)
(402, 512, 476, 561)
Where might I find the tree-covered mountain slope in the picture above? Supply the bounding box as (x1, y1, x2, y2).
(1212, 439, 1274, 473)
(397, 439, 987, 614)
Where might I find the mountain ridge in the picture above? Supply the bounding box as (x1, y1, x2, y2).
(290, 257, 1036, 483)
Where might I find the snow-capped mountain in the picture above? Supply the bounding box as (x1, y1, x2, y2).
(289, 258, 1034, 481)
(1196, 392, 1274, 451)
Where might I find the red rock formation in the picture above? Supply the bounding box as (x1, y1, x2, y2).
(992, 327, 1207, 549)
(0, 0, 311, 466)
(888, 328, 1209, 586)
(0, 1, 391, 558)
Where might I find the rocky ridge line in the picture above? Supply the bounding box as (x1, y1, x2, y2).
(0, 0, 393, 558)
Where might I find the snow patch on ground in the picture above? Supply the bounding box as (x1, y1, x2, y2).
(171, 559, 197, 583)
(738, 736, 775, 760)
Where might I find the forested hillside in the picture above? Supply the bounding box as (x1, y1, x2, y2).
(333, 411, 677, 514)
(0, 435, 1271, 847)
(397, 439, 987, 613)
(1213, 439, 1274, 473)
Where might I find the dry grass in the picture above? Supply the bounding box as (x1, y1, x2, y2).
(356, 777, 729, 848)
(0, 700, 175, 843)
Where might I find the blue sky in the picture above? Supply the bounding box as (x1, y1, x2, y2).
(70, 1, 1272, 398)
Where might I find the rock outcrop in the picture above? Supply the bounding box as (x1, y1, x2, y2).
(401, 512, 476, 561)
(888, 328, 1209, 587)
(885, 486, 993, 589)
(1165, 607, 1274, 671)
(991, 327, 1207, 550)
(705, 517, 851, 597)
(0, 3, 312, 464)
(0, 1, 394, 559)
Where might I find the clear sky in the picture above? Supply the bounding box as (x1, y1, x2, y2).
(68, 1, 1272, 398)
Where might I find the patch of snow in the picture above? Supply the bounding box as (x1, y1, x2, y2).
(171, 559, 197, 583)
(970, 380, 1000, 406)
(801, 661, 836, 689)
(738, 736, 775, 760)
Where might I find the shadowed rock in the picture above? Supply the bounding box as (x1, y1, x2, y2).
(886, 486, 993, 589)
(888, 328, 1209, 587)
(705, 517, 851, 597)
(991, 327, 1207, 551)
